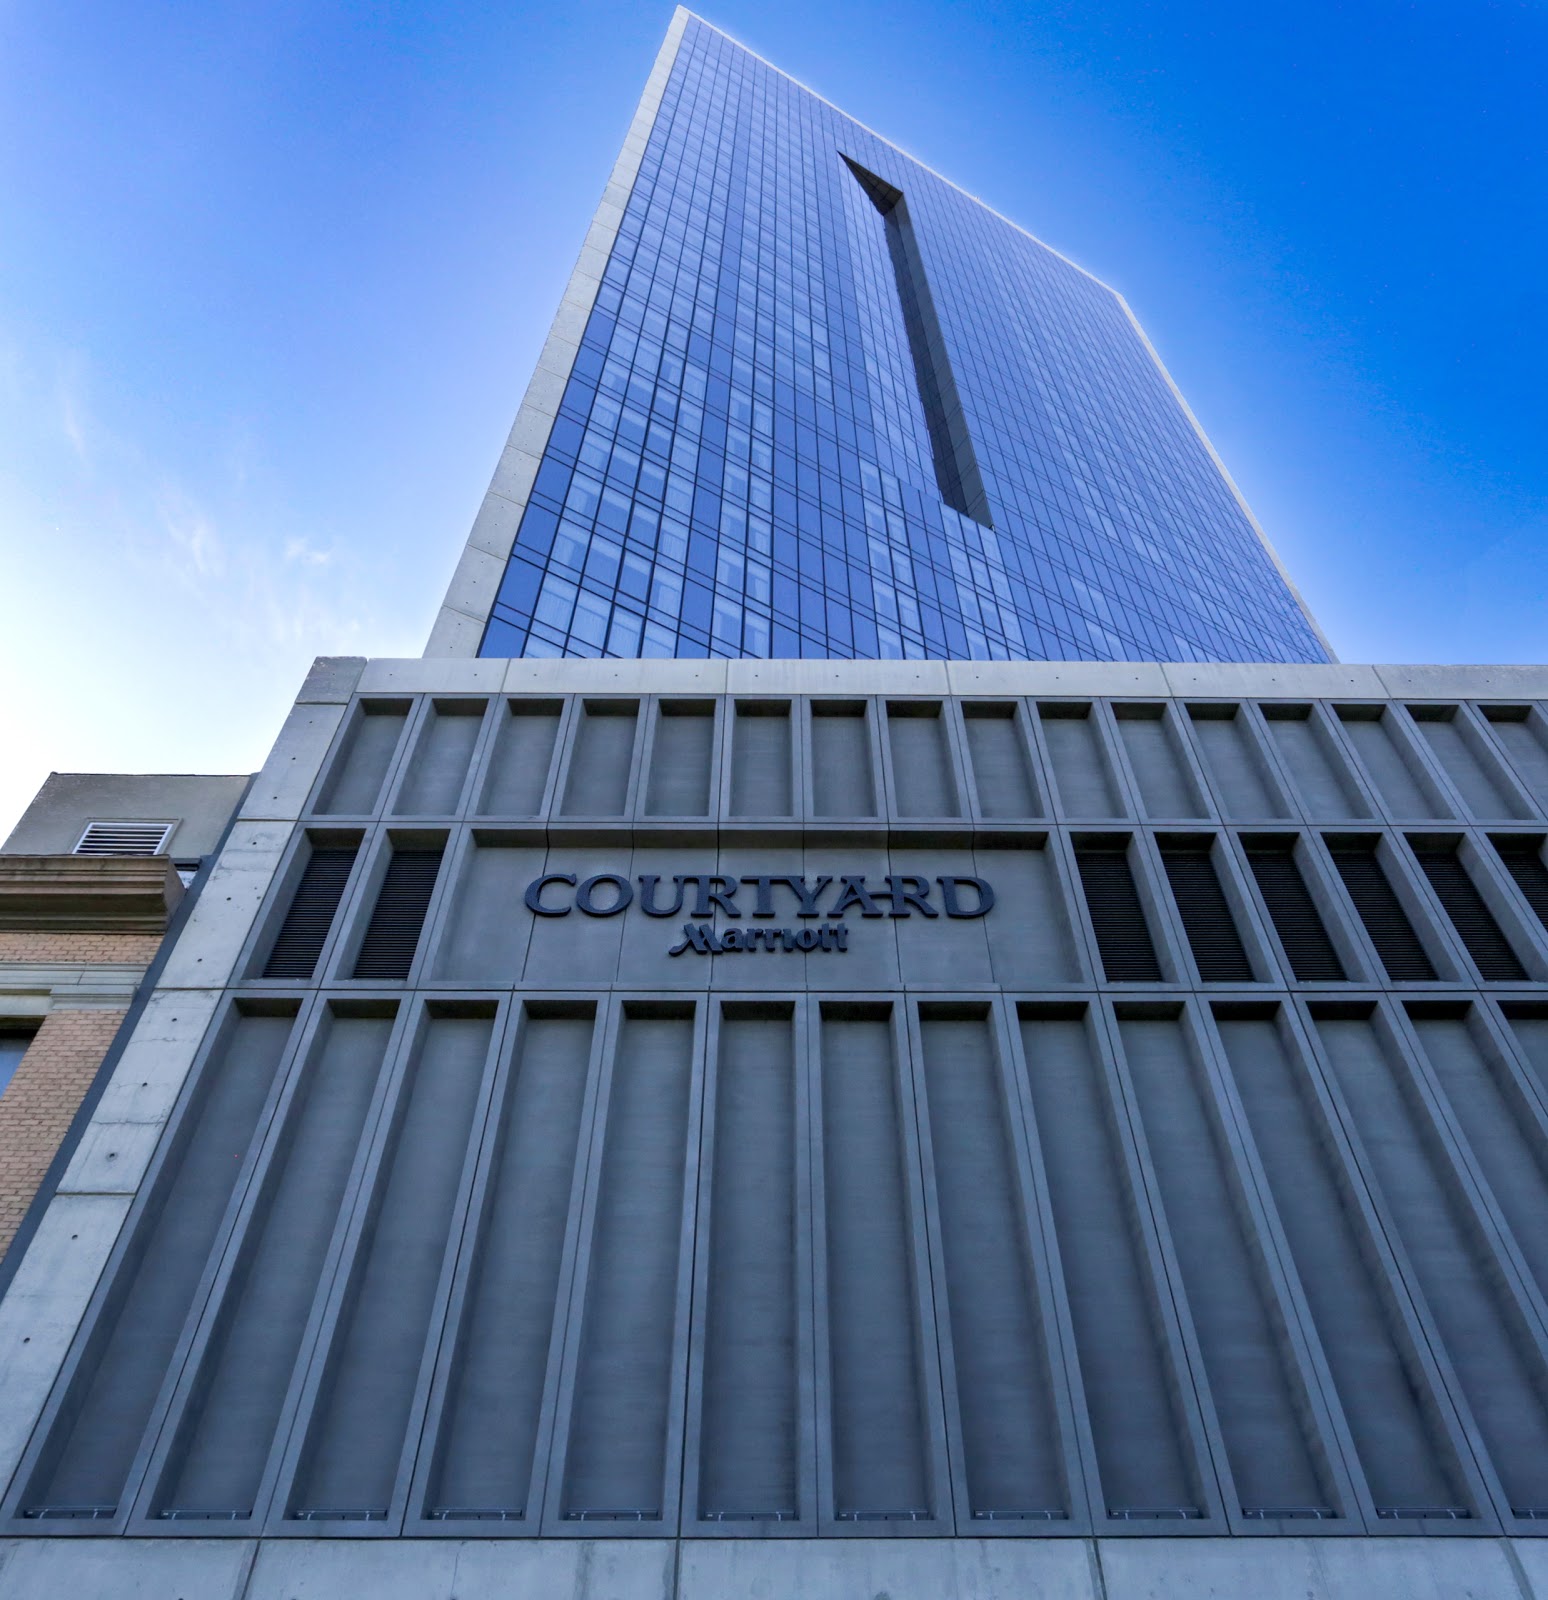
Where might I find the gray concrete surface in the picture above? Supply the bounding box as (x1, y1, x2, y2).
(3, 773, 249, 859)
(0, 1537, 1539, 1598)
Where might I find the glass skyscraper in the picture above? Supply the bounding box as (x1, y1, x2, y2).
(16, 14, 1548, 1592)
(464, 10, 1330, 667)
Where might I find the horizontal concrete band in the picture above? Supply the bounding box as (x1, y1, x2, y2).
(0, 965, 148, 1012)
(305, 654, 1548, 702)
(0, 1534, 1542, 1600)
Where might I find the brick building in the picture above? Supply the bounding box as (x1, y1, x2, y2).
(0, 775, 248, 1269)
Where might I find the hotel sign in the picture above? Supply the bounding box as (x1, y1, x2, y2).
(522, 871, 995, 956)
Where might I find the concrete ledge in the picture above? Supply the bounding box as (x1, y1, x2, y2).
(0, 1534, 1538, 1599)
(727, 659, 951, 694)
(681, 1538, 1099, 1600)
(0, 963, 147, 1007)
(1375, 663, 1548, 699)
(0, 1538, 253, 1600)
(1096, 1535, 1531, 1600)
(356, 658, 509, 696)
(244, 1538, 675, 1600)
(506, 657, 730, 694)
(372, 656, 1548, 704)
(946, 661, 1169, 696)
(1159, 662, 1388, 698)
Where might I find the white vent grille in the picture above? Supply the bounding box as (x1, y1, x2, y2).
(73, 821, 175, 857)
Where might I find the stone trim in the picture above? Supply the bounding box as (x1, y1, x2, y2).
(0, 857, 183, 935)
(0, 965, 149, 1014)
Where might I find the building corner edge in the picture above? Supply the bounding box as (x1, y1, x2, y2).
(423, 7, 692, 659)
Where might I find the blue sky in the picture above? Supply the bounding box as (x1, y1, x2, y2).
(2, 0, 1543, 835)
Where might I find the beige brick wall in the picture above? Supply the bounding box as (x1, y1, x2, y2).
(0, 931, 164, 965)
(0, 1008, 128, 1254)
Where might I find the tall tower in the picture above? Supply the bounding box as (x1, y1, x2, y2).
(14, 14, 1548, 1599)
(431, 9, 1330, 667)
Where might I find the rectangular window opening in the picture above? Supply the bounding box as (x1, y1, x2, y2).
(842, 154, 992, 527)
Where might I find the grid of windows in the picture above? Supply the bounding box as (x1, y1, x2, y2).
(480, 18, 1328, 666)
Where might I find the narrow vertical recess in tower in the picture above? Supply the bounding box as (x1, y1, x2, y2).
(841, 154, 994, 528)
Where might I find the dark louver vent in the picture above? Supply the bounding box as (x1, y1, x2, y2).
(1159, 840, 1253, 981)
(1410, 842, 1526, 981)
(353, 847, 444, 980)
(1327, 841, 1436, 980)
(1075, 841, 1162, 981)
(1493, 837, 1548, 932)
(263, 846, 359, 979)
(1244, 843, 1346, 981)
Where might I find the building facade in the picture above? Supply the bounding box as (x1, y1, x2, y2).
(4, 660, 1548, 1600)
(4, 13, 1548, 1600)
(0, 775, 247, 1270)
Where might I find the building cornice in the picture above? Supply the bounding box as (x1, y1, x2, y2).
(0, 856, 184, 936)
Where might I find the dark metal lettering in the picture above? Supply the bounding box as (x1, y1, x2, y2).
(739, 875, 780, 917)
(692, 875, 740, 918)
(575, 873, 633, 916)
(775, 874, 832, 917)
(525, 872, 576, 916)
(828, 875, 885, 917)
(884, 874, 937, 917)
(668, 922, 720, 956)
(638, 874, 689, 917)
(524, 870, 995, 938)
(637, 873, 689, 917)
(938, 874, 995, 918)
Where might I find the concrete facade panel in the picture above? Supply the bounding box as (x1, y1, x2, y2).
(487, 444, 542, 506)
(1376, 664, 1548, 700)
(424, 609, 486, 659)
(0, 1537, 254, 1600)
(55, 1116, 164, 1197)
(679, 1538, 1100, 1600)
(240, 704, 347, 822)
(505, 658, 728, 694)
(946, 662, 1171, 698)
(726, 659, 952, 695)
(435, 544, 508, 635)
(463, 488, 524, 561)
(243, 1537, 676, 1600)
(1095, 1536, 1531, 1600)
(295, 657, 366, 705)
(0, 1194, 131, 1487)
(89, 989, 223, 1127)
(154, 821, 291, 989)
(355, 658, 508, 696)
(1160, 663, 1388, 698)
